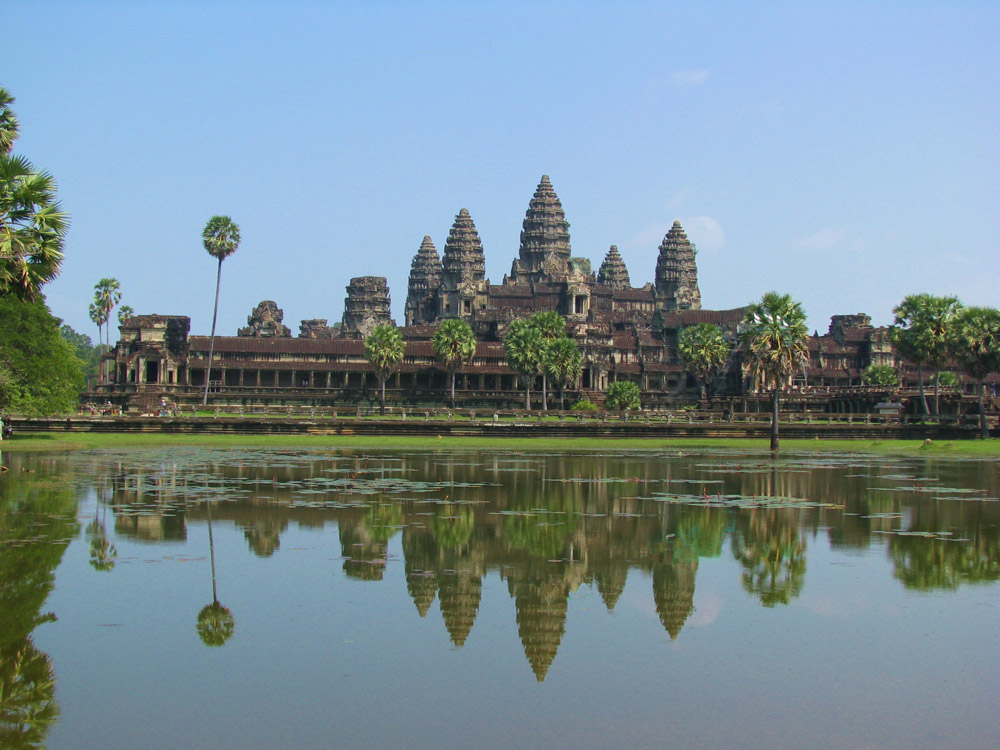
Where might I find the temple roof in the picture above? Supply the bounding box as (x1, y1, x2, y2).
(598, 245, 631, 289)
(442, 209, 486, 285)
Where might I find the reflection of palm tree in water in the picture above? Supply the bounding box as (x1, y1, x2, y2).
(197, 501, 234, 647)
(0, 636, 59, 747)
(731, 507, 807, 607)
(86, 498, 117, 572)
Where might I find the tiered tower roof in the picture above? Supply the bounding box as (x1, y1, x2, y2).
(654, 221, 701, 311)
(597, 245, 631, 289)
(405, 236, 443, 326)
(512, 175, 571, 283)
(441, 209, 486, 287)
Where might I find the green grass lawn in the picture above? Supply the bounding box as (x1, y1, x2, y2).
(3, 431, 999, 456)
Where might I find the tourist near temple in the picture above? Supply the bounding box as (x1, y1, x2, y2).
(92, 176, 982, 415)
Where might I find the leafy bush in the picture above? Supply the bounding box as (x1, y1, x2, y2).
(862, 364, 899, 386)
(570, 398, 598, 411)
(606, 381, 640, 411)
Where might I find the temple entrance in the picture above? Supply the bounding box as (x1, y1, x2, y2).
(145, 360, 159, 384)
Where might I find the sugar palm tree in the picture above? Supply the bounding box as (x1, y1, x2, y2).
(88, 301, 105, 351)
(431, 318, 476, 409)
(364, 323, 404, 416)
(741, 292, 809, 453)
(891, 294, 962, 416)
(93, 278, 121, 349)
(950, 306, 1000, 439)
(0, 85, 18, 154)
(678, 323, 730, 403)
(530, 311, 565, 411)
(201, 215, 241, 406)
(504, 317, 543, 410)
(197, 499, 234, 647)
(541, 336, 582, 410)
(117, 304, 134, 326)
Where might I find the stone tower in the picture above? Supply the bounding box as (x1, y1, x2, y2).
(597, 245, 631, 289)
(341, 276, 393, 338)
(238, 300, 292, 337)
(509, 175, 571, 284)
(439, 208, 487, 319)
(404, 235, 443, 326)
(654, 221, 701, 311)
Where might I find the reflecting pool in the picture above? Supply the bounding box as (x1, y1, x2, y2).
(2, 447, 998, 749)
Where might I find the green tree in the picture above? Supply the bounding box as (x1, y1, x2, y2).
(0, 86, 68, 301)
(949, 306, 1000, 439)
(364, 323, 404, 416)
(862, 364, 899, 386)
(92, 277, 121, 349)
(504, 318, 543, 410)
(606, 380, 640, 410)
(59, 324, 101, 389)
(530, 311, 565, 411)
(0, 295, 83, 414)
(87, 301, 105, 354)
(741, 291, 809, 453)
(892, 294, 962, 416)
(677, 323, 730, 402)
(431, 318, 476, 409)
(117, 304, 134, 326)
(542, 336, 582, 410)
(201, 216, 241, 406)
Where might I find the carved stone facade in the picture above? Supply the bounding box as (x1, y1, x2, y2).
(341, 276, 393, 338)
(238, 300, 291, 338)
(654, 221, 701, 312)
(95, 175, 986, 414)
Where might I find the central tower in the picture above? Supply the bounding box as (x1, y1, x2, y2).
(509, 175, 571, 285)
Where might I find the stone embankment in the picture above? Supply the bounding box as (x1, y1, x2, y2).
(9, 411, 990, 441)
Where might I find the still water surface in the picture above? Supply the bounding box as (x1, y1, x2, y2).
(2, 447, 998, 749)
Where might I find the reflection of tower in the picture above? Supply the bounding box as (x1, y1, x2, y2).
(241, 517, 286, 557)
(338, 519, 387, 581)
(438, 572, 482, 647)
(595, 563, 628, 611)
(652, 560, 698, 640)
(403, 528, 439, 617)
(507, 572, 569, 681)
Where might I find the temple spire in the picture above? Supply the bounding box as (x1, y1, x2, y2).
(405, 235, 442, 326)
(597, 245, 631, 289)
(654, 220, 701, 311)
(510, 175, 571, 283)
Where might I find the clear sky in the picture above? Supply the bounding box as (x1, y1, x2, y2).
(6, 1, 998, 340)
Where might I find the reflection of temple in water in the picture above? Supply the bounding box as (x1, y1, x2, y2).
(92, 450, 1000, 680)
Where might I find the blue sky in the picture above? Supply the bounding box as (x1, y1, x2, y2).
(7, 1, 998, 340)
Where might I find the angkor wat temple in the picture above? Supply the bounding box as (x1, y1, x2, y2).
(94, 175, 956, 413)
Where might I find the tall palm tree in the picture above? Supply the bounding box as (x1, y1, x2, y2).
(88, 301, 105, 351)
(541, 336, 582, 410)
(201, 215, 241, 406)
(530, 311, 565, 411)
(891, 294, 962, 416)
(93, 277, 121, 349)
(740, 292, 809, 453)
(504, 318, 543, 410)
(950, 306, 1000, 439)
(431, 318, 476, 409)
(678, 323, 730, 403)
(117, 304, 134, 326)
(364, 324, 404, 416)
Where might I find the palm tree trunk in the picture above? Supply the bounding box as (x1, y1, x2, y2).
(380, 375, 386, 416)
(979, 380, 987, 439)
(933, 367, 941, 416)
(449, 371, 455, 409)
(207, 499, 218, 604)
(917, 365, 928, 416)
(524, 380, 531, 410)
(559, 384, 565, 411)
(542, 374, 548, 411)
(770, 384, 780, 453)
(203, 258, 224, 406)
